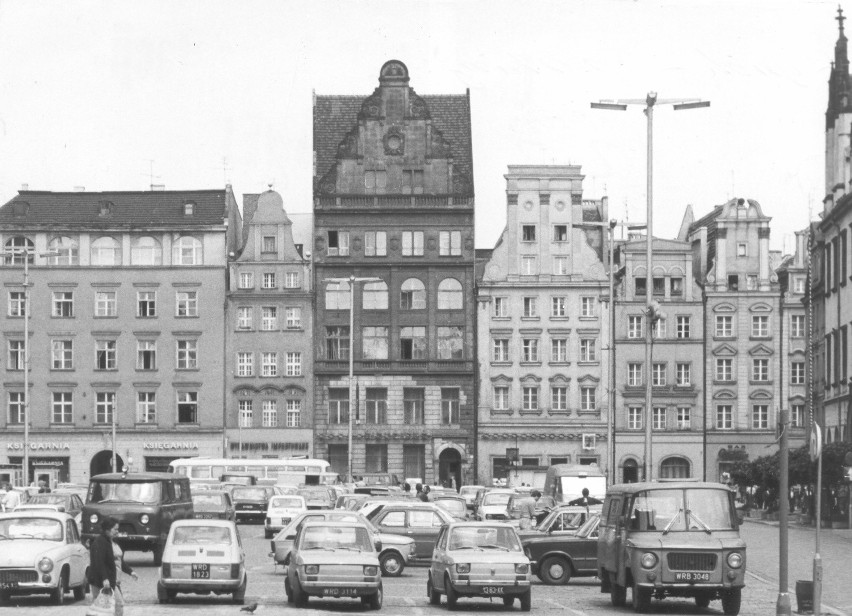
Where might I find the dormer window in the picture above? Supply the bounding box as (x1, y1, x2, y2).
(98, 201, 113, 216)
(262, 236, 277, 253)
(184, 201, 195, 216)
(11, 201, 29, 217)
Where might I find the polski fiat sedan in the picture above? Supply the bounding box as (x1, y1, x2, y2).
(428, 522, 531, 611)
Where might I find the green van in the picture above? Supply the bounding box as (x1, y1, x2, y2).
(81, 472, 193, 565)
(597, 481, 745, 615)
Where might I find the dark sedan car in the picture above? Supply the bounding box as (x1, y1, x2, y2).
(191, 490, 236, 521)
(370, 502, 453, 562)
(231, 486, 274, 522)
(519, 513, 600, 584)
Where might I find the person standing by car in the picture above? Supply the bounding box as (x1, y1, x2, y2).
(88, 517, 137, 616)
(518, 490, 541, 530)
(0, 483, 20, 512)
(567, 487, 603, 507)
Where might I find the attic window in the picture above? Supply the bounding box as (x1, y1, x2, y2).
(184, 202, 195, 216)
(98, 201, 113, 216)
(11, 201, 29, 217)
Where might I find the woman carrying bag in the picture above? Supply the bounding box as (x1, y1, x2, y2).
(88, 517, 137, 616)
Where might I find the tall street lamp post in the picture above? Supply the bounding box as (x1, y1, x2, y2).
(592, 93, 709, 481)
(323, 275, 381, 483)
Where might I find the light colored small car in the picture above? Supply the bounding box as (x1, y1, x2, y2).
(264, 495, 307, 538)
(285, 520, 383, 609)
(0, 510, 90, 605)
(17, 493, 84, 528)
(428, 522, 531, 611)
(459, 485, 485, 510)
(157, 519, 247, 604)
(432, 495, 469, 520)
(475, 489, 515, 521)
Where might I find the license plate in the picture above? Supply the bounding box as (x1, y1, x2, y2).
(117, 532, 128, 537)
(482, 586, 504, 595)
(323, 588, 358, 596)
(197, 514, 213, 519)
(674, 572, 710, 582)
(0, 582, 19, 590)
(191, 564, 210, 579)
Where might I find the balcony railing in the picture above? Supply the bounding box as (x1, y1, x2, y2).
(316, 359, 473, 373)
(315, 195, 474, 209)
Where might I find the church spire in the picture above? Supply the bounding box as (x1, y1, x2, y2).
(827, 5, 852, 128)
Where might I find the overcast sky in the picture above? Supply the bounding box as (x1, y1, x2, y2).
(0, 0, 840, 251)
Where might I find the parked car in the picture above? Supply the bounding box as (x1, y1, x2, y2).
(336, 493, 370, 510)
(0, 510, 90, 605)
(219, 472, 256, 486)
(15, 492, 84, 526)
(157, 519, 247, 604)
(191, 490, 235, 522)
(519, 504, 601, 538)
(370, 502, 454, 562)
(521, 513, 601, 584)
(356, 472, 401, 487)
(285, 521, 383, 608)
(458, 485, 485, 511)
(475, 488, 515, 521)
(432, 495, 469, 520)
(264, 495, 307, 538)
(231, 486, 275, 523)
(296, 486, 336, 510)
(427, 521, 531, 611)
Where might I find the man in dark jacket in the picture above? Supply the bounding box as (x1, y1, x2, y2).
(567, 487, 603, 506)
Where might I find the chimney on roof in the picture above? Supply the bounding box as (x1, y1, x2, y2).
(74, 186, 85, 192)
(151, 184, 165, 191)
(21, 183, 28, 191)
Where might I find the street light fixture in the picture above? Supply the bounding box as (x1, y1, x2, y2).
(323, 275, 382, 483)
(592, 92, 709, 482)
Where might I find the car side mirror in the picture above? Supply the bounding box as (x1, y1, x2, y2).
(374, 540, 382, 552)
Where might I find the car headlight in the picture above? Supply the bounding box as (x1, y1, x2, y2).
(304, 565, 319, 575)
(363, 565, 378, 576)
(727, 552, 743, 569)
(140, 514, 150, 524)
(38, 557, 54, 573)
(89, 513, 99, 524)
(456, 563, 470, 574)
(514, 563, 529, 574)
(640, 553, 658, 569)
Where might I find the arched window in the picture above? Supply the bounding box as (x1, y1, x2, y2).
(131, 236, 163, 265)
(659, 456, 691, 479)
(91, 237, 121, 266)
(437, 278, 463, 310)
(400, 278, 426, 310)
(172, 236, 202, 265)
(325, 281, 351, 310)
(3, 236, 34, 265)
(362, 281, 388, 310)
(48, 236, 79, 265)
(622, 458, 639, 484)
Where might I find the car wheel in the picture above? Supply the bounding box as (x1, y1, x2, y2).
(292, 574, 308, 606)
(157, 581, 170, 604)
(444, 575, 457, 608)
(50, 570, 68, 605)
(695, 592, 711, 608)
(285, 577, 294, 603)
(519, 589, 531, 612)
(368, 582, 383, 610)
(610, 580, 627, 607)
(233, 574, 247, 604)
(152, 544, 164, 566)
(539, 556, 571, 585)
(380, 551, 405, 577)
(427, 574, 441, 605)
(502, 596, 514, 606)
(632, 581, 652, 613)
(721, 588, 742, 615)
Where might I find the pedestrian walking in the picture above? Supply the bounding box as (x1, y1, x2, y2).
(88, 517, 137, 616)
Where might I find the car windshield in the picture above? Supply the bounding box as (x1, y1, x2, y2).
(300, 526, 372, 551)
(26, 495, 69, 507)
(90, 481, 161, 504)
(232, 488, 267, 500)
(448, 526, 522, 552)
(192, 494, 226, 509)
(172, 525, 232, 544)
(628, 488, 734, 532)
(482, 492, 512, 506)
(459, 487, 479, 496)
(0, 517, 63, 541)
(575, 514, 600, 537)
(271, 497, 304, 508)
(435, 499, 466, 516)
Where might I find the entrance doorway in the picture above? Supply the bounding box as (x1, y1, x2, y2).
(438, 448, 462, 491)
(622, 458, 639, 483)
(90, 450, 124, 477)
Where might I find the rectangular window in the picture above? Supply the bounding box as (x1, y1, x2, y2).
(791, 361, 805, 385)
(95, 340, 117, 370)
(676, 407, 691, 430)
(262, 352, 278, 377)
(652, 362, 666, 386)
(137, 291, 156, 317)
(676, 315, 690, 339)
(238, 400, 252, 428)
(285, 307, 301, 329)
(328, 388, 349, 424)
(439, 231, 462, 256)
(635, 277, 647, 296)
(746, 275, 758, 290)
(327, 230, 350, 256)
(177, 391, 198, 424)
(402, 231, 424, 256)
(653, 277, 665, 296)
(437, 326, 464, 360)
(95, 391, 115, 424)
(752, 315, 769, 337)
(523, 297, 537, 317)
(627, 407, 643, 430)
(285, 352, 301, 376)
(580, 339, 596, 362)
(8, 291, 26, 317)
(403, 388, 425, 424)
(365, 231, 387, 256)
(492, 339, 510, 362)
(284, 272, 299, 288)
(400, 326, 426, 360)
(286, 400, 301, 427)
(52, 291, 74, 317)
(581, 387, 596, 412)
(628, 315, 643, 339)
(791, 404, 805, 428)
(261, 307, 278, 330)
(521, 256, 537, 275)
(52, 392, 73, 424)
(493, 386, 510, 410)
(716, 358, 733, 381)
(51, 339, 73, 370)
(365, 388, 387, 424)
(522, 338, 539, 362)
(237, 307, 252, 329)
(653, 406, 666, 430)
(176, 340, 198, 369)
(239, 272, 254, 289)
(325, 326, 350, 360)
(652, 317, 666, 339)
(493, 297, 508, 317)
(551, 387, 568, 411)
(752, 358, 769, 382)
(95, 291, 117, 317)
(715, 315, 733, 337)
(176, 291, 198, 317)
(441, 388, 460, 424)
(752, 404, 769, 429)
(716, 405, 733, 429)
(136, 391, 157, 424)
(362, 326, 389, 360)
(676, 362, 691, 386)
(8, 340, 25, 370)
(794, 277, 805, 294)
(728, 274, 739, 291)
(522, 225, 536, 242)
(365, 444, 388, 473)
(552, 296, 567, 317)
(7, 392, 25, 424)
(580, 297, 595, 317)
(551, 338, 568, 362)
(553, 225, 568, 242)
(791, 314, 805, 338)
(262, 273, 276, 289)
(737, 243, 747, 257)
(522, 387, 538, 412)
(627, 362, 643, 386)
(262, 236, 277, 253)
(262, 400, 278, 428)
(553, 257, 568, 275)
(237, 352, 254, 377)
(670, 277, 683, 296)
(137, 340, 156, 370)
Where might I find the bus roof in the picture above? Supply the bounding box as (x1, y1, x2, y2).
(604, 481, 730, 494)
(546, 464, 605, 476)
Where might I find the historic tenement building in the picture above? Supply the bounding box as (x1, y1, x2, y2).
(612, 208, 705, 483)
(0, 188, 241, 486)
(312, 60, 476, 486)
(225, 188, 314, 461)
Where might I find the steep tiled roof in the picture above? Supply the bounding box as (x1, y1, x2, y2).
(688, 204, 723, 236)
(313, 92, 473, 197)
(0, 190, 227, 227)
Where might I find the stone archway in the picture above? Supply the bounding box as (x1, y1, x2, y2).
(438, 448, 462, 491)
(622, 457, 639, 484)
(90, 450, 124, 477)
